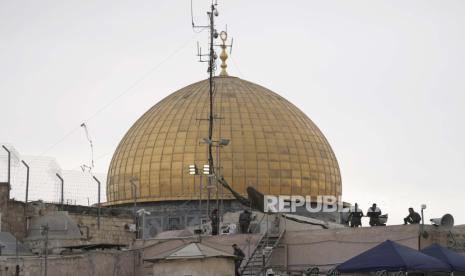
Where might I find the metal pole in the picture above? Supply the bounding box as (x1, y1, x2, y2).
(206, 2, 215, 227)
(56, 173, 64, 210)
(207, 182, 211, 219)
(419, 208, 425, 250)
(45, 226, 48, 276)
(216, 144, 220, 219)
(22, 160, 30, 233)
(130, 178, 137, 237)
(199, 173, 203, 233)
(15, 238, 19, 276)
(262, 249, 266, 274)
(2, 145, 11, 188)
(93, 176, 101, 230)
(41, 224, 49, 276)
(219, 144, 224, 222)
(421, 208, 425, 229)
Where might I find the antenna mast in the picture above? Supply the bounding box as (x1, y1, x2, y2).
(192, 1, 220, 217)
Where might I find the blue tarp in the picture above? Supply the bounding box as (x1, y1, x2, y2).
(421, 243, 465, 272)
(336, 240, 450, 273)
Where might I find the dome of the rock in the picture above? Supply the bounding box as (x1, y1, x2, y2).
(106, 76, 341, 205)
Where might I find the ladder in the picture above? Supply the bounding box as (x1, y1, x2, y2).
(240, 230, 284, 276)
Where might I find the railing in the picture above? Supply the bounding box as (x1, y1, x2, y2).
(240, 213, 286, 276)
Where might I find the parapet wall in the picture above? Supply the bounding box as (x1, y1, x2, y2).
(0, 184, 135, 246)
(23, 203, 135, 252)
(69, 212, 134, 245)
(138, 224, 465, 275)
(0, 250, 140, 276)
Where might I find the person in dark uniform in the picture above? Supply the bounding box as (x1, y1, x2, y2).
(210, 208, 219, 235)
(404, 208, 421, 224)
(239, 209, 252, 233)
(232, 243, 245, 276)
(348, 203, 364, 227)
(367, 203, 381, 226)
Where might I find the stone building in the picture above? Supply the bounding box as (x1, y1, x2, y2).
(105, 76, 343, 237)
(145, 242, 235, 276)
(0, 181, 138, 276)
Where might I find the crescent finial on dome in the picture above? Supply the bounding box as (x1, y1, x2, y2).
(219, 31, 229, 76)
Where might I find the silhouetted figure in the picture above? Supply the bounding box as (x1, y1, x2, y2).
(210, 208, 219, 235)
(239, 209, 252, 233)
(404, 207, 421, 224)
(367, 203, 382, 226)
(232, 243, 245, 276)
(348, 203, 364, 227)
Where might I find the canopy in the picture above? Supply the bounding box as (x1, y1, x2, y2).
(336, 240, 450, 273)
(421, 243, 465, 272)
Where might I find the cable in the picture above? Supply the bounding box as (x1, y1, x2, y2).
(229, 55, 244, 78)
(32, 31, 204, 162)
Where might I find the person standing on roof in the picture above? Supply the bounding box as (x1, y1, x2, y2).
(210, 208, 219, 235)
(367, 203, 381, 226)
(239, 209, 252, 233)
(232, 243, 245, 276)
(348, 203, 364, 227)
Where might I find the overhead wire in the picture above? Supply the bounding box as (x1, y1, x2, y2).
(31, 30, 205, 164)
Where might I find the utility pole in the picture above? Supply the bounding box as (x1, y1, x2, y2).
(41, 224, 49, 276)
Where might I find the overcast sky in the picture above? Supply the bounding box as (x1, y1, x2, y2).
(1, 0, 464, 225)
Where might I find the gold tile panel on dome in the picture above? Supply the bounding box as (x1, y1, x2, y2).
(106, 76, 341, 205)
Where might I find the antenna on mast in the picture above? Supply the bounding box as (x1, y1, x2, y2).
(191, 0, 221, 224)
(80, 123, 94, 173)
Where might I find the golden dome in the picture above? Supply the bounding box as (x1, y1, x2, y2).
(106, 77, 341, 205)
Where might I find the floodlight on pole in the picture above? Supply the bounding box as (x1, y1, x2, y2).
(188, 164, 203, 236)
(420, 204, 427, 238)
(189, 164, 199, 175)
(203, 164, 210, 175)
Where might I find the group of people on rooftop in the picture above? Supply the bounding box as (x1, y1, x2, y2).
(210, 208, 252, 236)
(348, 203, 422, 227)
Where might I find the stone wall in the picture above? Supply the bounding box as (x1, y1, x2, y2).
(24, 203, 136, 250)
(0, 250, 142, 276)
(69, 212, 134, 245)
(0, 182, 26, 240)
(0, 184, 135, 245)
(61, 204, 135, 245)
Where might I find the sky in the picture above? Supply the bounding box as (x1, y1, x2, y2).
(1, 0, 464, 225)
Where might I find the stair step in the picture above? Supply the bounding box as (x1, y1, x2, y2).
(240, 231, 285, 275)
